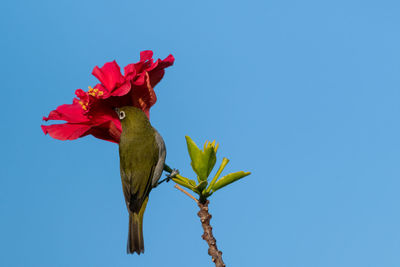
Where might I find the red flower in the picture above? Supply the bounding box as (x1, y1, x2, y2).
(41, 51, 174, 143)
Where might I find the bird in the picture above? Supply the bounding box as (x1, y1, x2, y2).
(116, 106, 166, 254)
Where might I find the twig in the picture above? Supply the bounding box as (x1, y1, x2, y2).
(198, 200, 225, 267)
(174, 184, 199, 203)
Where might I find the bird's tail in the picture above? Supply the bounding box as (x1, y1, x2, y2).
(127, 197, 149, 254)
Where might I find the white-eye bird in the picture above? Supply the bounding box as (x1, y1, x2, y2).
(116, 106, 166, 254)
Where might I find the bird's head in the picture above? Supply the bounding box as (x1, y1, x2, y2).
(115, 106, 150, 132)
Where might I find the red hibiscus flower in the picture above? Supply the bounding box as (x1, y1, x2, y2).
(41, 51, 174, 143)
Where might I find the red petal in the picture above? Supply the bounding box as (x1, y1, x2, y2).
(140, 50, 154, 61)
(134, 51, 154, 74)
(43, 102, 88, 123)
(85, 120, 121, 143)
(148, 69, 165, 88)
(42, 114, 121, 143)
(124, 63, 137, 80)
(133, 72, 146, 86)
(131, 72, 156, 119)
(92, 61, 125, 92)
(75, 89, 87, 99)
(41, 123, 92, 141)
(162, 54, 175, 66)
(110, 81, 131, 97)
(148, 54, 175, 87)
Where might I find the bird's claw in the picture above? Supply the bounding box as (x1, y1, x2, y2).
(157, 169, 180, 186)
(169, 169, 179, 179)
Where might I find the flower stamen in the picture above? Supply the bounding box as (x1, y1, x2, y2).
(88, 86, 104, 97)
(78, 100, 88, 110)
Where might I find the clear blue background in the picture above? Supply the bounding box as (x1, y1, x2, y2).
(1, 0, 400, 266)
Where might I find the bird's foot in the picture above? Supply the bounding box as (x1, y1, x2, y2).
(157, 169, 179, 186)
(169, 168, 179, 178)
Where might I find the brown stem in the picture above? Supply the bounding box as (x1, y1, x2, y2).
(197, 200, 225, 267)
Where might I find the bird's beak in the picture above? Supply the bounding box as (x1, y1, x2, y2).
(114, 108, 119, 114)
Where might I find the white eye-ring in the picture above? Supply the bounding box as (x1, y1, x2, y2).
(118, 111, 126, 120)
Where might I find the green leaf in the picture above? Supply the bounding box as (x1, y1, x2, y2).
(205, 157, 229, 194)
(187, 178, 197, 187)
(203, 144, 217, 178)
(185, 136, 217, 181)
(172, 176, 196, 192)
(185, 136, 204, 181)
(211, 171, 251, 192)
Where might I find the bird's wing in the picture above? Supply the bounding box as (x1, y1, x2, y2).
(151, 130, 166, 187)
(119, 136, 159, 213)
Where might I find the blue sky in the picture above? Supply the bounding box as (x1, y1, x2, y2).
(1, 0, 400, 266)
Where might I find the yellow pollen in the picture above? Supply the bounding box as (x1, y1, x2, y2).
(87, 86, 104, 97)
(78, 100, 88, 110)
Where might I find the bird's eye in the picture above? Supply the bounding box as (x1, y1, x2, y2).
(119, 111, 126, 120)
